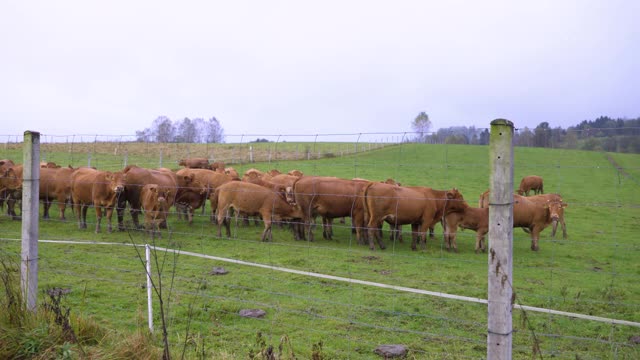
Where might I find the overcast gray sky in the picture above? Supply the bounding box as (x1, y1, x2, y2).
(1, 0, 639, 141)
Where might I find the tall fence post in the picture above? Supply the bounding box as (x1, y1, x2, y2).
(487, 119, 514, 359)
(21, 130, 40, 312)
(146, 244, 154, 333)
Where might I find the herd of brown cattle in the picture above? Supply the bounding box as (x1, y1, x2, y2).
(0, 157, 567, 252)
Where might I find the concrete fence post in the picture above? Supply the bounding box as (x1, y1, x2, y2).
(21, 130, 40, 312)
(487, 119, 514, 359)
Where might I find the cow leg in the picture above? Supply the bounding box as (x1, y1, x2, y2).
(106, 207, 114, 233)
(530, 226, 542, 251)
(57, 196, 67, 221)
(322, 217, 333, 240)
(261, 219, 272, 242)
(95, 206, 103, 233)
(366, 219, 382, 250)
(130, 208, 142, 229)
(410, 224, 419, 251)
(561, 219, 568, 239)
(42, 199, 51, 219)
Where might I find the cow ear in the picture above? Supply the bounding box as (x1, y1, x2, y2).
(105, 173, 113, 181)
(561, 202, 568, 208)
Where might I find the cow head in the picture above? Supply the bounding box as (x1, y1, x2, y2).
(516, 189, 525, 196)
(178, 159, 187, 167)
(544, 200, 567, 222)
(225, 167, 240, 180)
(107, 171, 126, 194)
(1, 167, 22, 191)
(155, 186, 171, 206)
(284, 186, 296, 205)
(445, 188, 468, 214)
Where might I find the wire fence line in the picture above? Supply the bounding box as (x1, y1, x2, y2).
(1, 128, 639, 358)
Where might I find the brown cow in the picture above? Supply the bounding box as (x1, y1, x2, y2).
(209, 161, 226, 173)
(212, 181, 304, 242)
(70, 167, 126, 233)
(0, 159, 16, 213)
(40, 166, 76, 220)
(291, 176, 372, 243)
(175, 168, 235, 221)
(172, 174, 207, 225)
(517, 175, 544, 196)
(140, 184, 172, 237)
(444, 205, 489, 253)
(224, 167, 240, 181)
(287, 169, 304, 177)
(479, 190, 567, 241)
(178, 157, 210, 169)
(363, 183, 466, 250)
(118, 165, 178, 230)
(40, 161, 61, 168)
(514, 194, 567, 251)
(0, 164, 23, 219)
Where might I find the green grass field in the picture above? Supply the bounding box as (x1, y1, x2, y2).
(1, 141, 639, 359)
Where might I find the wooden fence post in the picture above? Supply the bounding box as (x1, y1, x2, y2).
(487, 119, 514, 359)
(21, 130, 40, 312)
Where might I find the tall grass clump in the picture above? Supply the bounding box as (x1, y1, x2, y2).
(0, 254, 167, 359)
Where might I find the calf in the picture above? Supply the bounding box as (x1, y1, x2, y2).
(444, 206, 489, 253)
(71, 167, 126, 233)
(212, 181, 304, 242)
(140, 184, 172, 237)
(517, 175, 544, 196)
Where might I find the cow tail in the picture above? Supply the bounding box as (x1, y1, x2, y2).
(210, 187, 220, 213)
(361, 182, 375, 227)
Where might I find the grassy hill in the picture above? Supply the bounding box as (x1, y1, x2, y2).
(1, 142, 639, 359)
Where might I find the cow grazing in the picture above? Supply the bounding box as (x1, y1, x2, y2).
(39, 166, 76, 220)
(140, 184, 172, 237)
(517, 175, 544, 196)
(212, 181, 304, 242)
(363, 183, 466, 251)
(70, 167, 126, 233)
(290, 176, 370, 243)
(178, 157, 210, 169)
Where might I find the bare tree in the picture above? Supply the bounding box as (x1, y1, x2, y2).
(412, 112, 431, 142)
(204, 117, 224, 143)
(176, 117, 198, 143)
(152, 116, 175, 143)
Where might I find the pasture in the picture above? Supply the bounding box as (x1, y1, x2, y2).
(1, 140, 639, 359)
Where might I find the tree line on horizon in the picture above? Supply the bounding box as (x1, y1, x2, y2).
(135, 115, 640, 154)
